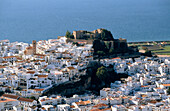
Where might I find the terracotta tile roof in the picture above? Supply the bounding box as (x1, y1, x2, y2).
(27, 71, 35, 74)
(3, 56, 17, 59)
(149, 100, 157, 104)
(43, 65, 47, 68)
(109, 97, 120, 100)
(90, 109, 101, 111)
(11, 73, 16, 75)
(67, 66, 75, 70)
(101, 98, 108, 100)
(0, 97, 17, 103)
(38, 75, 48, 78)
(34, 54, 46, 56)
(15, 61, 25, 63)
(33, 60, 45, 63)
(85, 56, 93, 58)
(93, 103, 108, 108)
(141, 95, 147, 97)
(117, 91, 122, 93)
(112, 57, 121, 60)
(126, 62, 131, 65)
(70, 105, 75, 108)
(162, 84, 170, 86)
(0, 65, 6, 68)
(34, 89, 44, 91)
(90, 108, 111, 111)
(75, 100, 91, 106)
(2, 94, 19, 99)
(122, 96, 128, 99)
(155, 87, 162, 89)
(18, 97, 34, 102)
(141, 85, 149, 87)
(54, 71, 63, 75)
(41, 107, 46, 110)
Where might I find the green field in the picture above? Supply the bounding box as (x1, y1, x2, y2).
(152, 45, 170, 55)
(128, 41, 170, 55)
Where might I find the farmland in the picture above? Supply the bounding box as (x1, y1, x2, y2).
(128, 41, 170, 55)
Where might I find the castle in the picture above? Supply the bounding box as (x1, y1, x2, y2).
(72, 29, 128, 53)
(73, 28, 104, 40)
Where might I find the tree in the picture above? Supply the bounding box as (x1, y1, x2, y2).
(61, 99, 66, 104)
(144, 49, 152, 57)
(105, 42, 111, 50)
(16, 87, 22, 91)
(97, 51, 105, 56)
(65, 30, 74, 39)
(73, 42, 79, 46)
(167, 87, 170, 95)
(109, 48, 114, 54)
(93, 40, 108, 55)
(96, 66, 108, 80)
(5, 88, 11, 93)
(70, 35, 74, 39)
(100, 29, 114, 41)
(65, 30, 71, 38)
(0, 91, 4, 96)
(29, 96, 36, 100)
(97, 51, 105, 57)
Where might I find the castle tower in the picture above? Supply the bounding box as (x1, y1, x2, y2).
(32, 40, 36, 55)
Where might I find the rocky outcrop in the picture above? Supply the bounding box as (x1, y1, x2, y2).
(42, 61, 128, 97)
(42, 74, 91, 97)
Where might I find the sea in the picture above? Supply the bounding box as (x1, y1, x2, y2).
(0, 0, 170, 43)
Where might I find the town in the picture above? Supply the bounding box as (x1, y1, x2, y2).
(0, 35, 170, 111)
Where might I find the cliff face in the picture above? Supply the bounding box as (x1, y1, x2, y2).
(61, 77, 91, 96)
(43, 74, 92, 97)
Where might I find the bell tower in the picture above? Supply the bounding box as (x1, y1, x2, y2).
(32, 40, 36, 55)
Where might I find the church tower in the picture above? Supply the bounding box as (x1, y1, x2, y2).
(32, 40, 36, 55)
